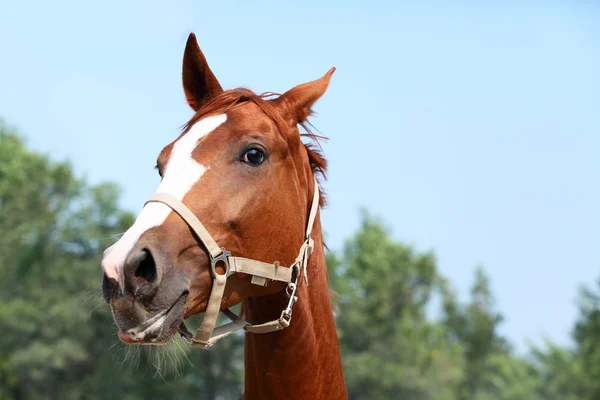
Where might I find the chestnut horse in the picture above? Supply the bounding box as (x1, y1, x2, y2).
(100, 33, 347, 399)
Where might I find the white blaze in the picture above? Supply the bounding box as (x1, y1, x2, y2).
(101, 114, 227, 281)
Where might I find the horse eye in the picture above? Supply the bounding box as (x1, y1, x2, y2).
(242, 148, 265, 165)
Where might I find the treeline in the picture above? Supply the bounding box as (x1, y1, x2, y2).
(1, 120, 599, 399)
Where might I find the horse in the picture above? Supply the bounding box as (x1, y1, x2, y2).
(100, 33, 347, 399)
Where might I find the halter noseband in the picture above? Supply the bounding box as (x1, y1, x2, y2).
(144, 178, 319, 348)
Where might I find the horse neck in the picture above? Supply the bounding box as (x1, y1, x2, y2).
(241, 217, 347, 400)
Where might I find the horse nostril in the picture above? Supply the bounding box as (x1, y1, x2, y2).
(135, 249, 157, 283)
(102, 273, 117, 303)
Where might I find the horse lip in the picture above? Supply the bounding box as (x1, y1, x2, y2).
(125, 309, 169, 335)
(118, 292, 188, 344)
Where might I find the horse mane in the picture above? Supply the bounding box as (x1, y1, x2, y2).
(182, 88, 328, 207)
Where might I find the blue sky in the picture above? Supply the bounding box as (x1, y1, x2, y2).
(1, 1, 598, 352)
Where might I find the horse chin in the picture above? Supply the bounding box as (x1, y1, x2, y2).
(116, 291, 188, 345)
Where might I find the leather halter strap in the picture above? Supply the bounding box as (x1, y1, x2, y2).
(145, 178, 320, 348)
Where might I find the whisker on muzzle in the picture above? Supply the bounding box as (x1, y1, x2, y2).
(98, 232, 127, 241)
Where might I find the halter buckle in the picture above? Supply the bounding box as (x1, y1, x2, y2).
(306, 235, 314, 255)
(210, 248, 232, 278)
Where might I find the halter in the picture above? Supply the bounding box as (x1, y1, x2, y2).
(144, 178, 320, 348)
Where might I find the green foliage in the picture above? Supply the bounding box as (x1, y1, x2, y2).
(331, 211, 464, 399)
(530, 340, 582, 400)
(1, 119, 598, 399)
(572, 280, 600, 400)
(441, 267, 511, 399)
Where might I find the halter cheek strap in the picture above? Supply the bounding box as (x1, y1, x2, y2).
(145, 178, 320, 348)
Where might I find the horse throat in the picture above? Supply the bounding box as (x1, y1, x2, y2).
(241, 223, 347, 400)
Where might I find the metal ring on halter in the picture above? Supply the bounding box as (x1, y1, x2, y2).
(210, 248, 231, 278)
(286, 282, 297, 297)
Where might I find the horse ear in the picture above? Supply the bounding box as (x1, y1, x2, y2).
(182, 33, 223, 111)
(272, 67, 335, 124)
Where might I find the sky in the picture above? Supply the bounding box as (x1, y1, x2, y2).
(1, 1, 599, 352)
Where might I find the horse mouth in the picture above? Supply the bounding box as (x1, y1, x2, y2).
(117, 292, 188, 345)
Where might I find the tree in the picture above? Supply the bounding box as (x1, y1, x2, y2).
(442, 267, 510, 400)
(572, 279, 600, 400)
(530, 340, 582, 400)
(330, 210, 465, 399)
